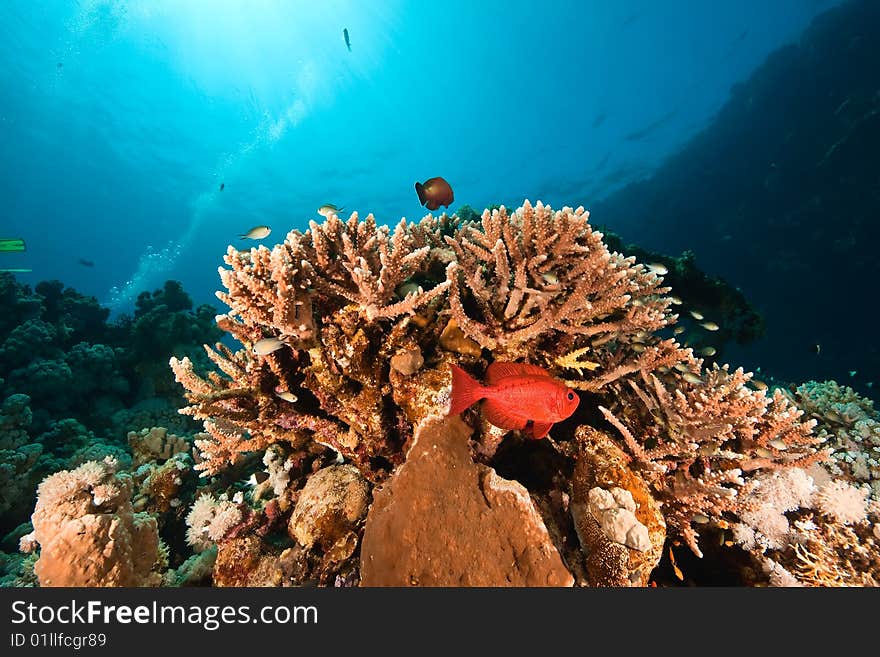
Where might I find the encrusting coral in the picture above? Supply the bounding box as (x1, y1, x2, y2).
(158, 200, 862, 586)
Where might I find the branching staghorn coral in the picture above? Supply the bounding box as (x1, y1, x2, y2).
(171, 211, 454, 477)
(170, 344, 314, 476)
(444, 201, 675, 374)
(599, 361, 826, 556)
(170, 200, 830, 571)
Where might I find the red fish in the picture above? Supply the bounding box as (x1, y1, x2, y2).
(415, 176, 454, 211)
(448, 362, 579, 439)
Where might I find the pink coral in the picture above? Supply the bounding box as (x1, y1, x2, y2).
(600, 364, 825, 556)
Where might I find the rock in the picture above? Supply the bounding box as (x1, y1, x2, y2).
(289, 464, 370, 563)
(390, 346, 424, 376)
(213, 535, 281, 587)
(438, 317, 482, 357)
(587, 486, 651, 551)
(571, 426, 666, 586)
(360, 414, 573, 586)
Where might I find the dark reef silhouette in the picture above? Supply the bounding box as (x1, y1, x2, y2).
(593, 0, 880, 393)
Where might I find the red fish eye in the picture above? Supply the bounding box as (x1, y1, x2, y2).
(567, 391, 574, 400)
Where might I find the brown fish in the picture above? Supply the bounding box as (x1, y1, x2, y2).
(415, 176, 454, 211)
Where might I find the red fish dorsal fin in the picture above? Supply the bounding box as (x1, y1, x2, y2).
(486, 361, 550, 385)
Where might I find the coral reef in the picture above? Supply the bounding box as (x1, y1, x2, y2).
(724, 465, 879, 586)
(599, 363, 824, 556)
(0, 274, 221, 536)
(170, 210, 458, 477)
(591, 0, 880, 390)
(128, 426, 191, 467)
(705, 380, 880, 586)
(445, 203, 673, 363)
(25, 458, 164, 586)
(794, 380, 880, 499)
(171, 201, 686, 480)
(162, 201, 849, 587)
(5, 197, 878, 589)
(0, 395, 42, 520)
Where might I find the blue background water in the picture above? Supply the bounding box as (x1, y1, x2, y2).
(0, 0, 847, 379)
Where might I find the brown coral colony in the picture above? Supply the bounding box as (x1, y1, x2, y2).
(160, 199, 836, 586)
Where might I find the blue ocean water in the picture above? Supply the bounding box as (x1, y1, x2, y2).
(0, 0, 860, 385)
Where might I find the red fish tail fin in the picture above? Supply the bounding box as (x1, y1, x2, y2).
(448, 364, 485, 416)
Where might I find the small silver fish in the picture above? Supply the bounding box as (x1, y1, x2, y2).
(849, 370, 857, 377)
(647, 263, 668, 276)
(750, 379, 768, 391)
(253, 337, 286, 355)
(318, 203, 345, 217)
(275, 390, 298, 403)
(682, 372, 702, 384)
(699, 346, 717, 357)
(631, 343, 646, 353)
(240, 225, 271, 240)
(700, 321, 720, 332)
(689, 310, 704, 321)
(673, 326, 685, 335)
(669, 296, 683, 305)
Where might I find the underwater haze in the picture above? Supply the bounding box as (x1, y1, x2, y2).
(7, 0, 880, 592)
(0, 0, 869, 388)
